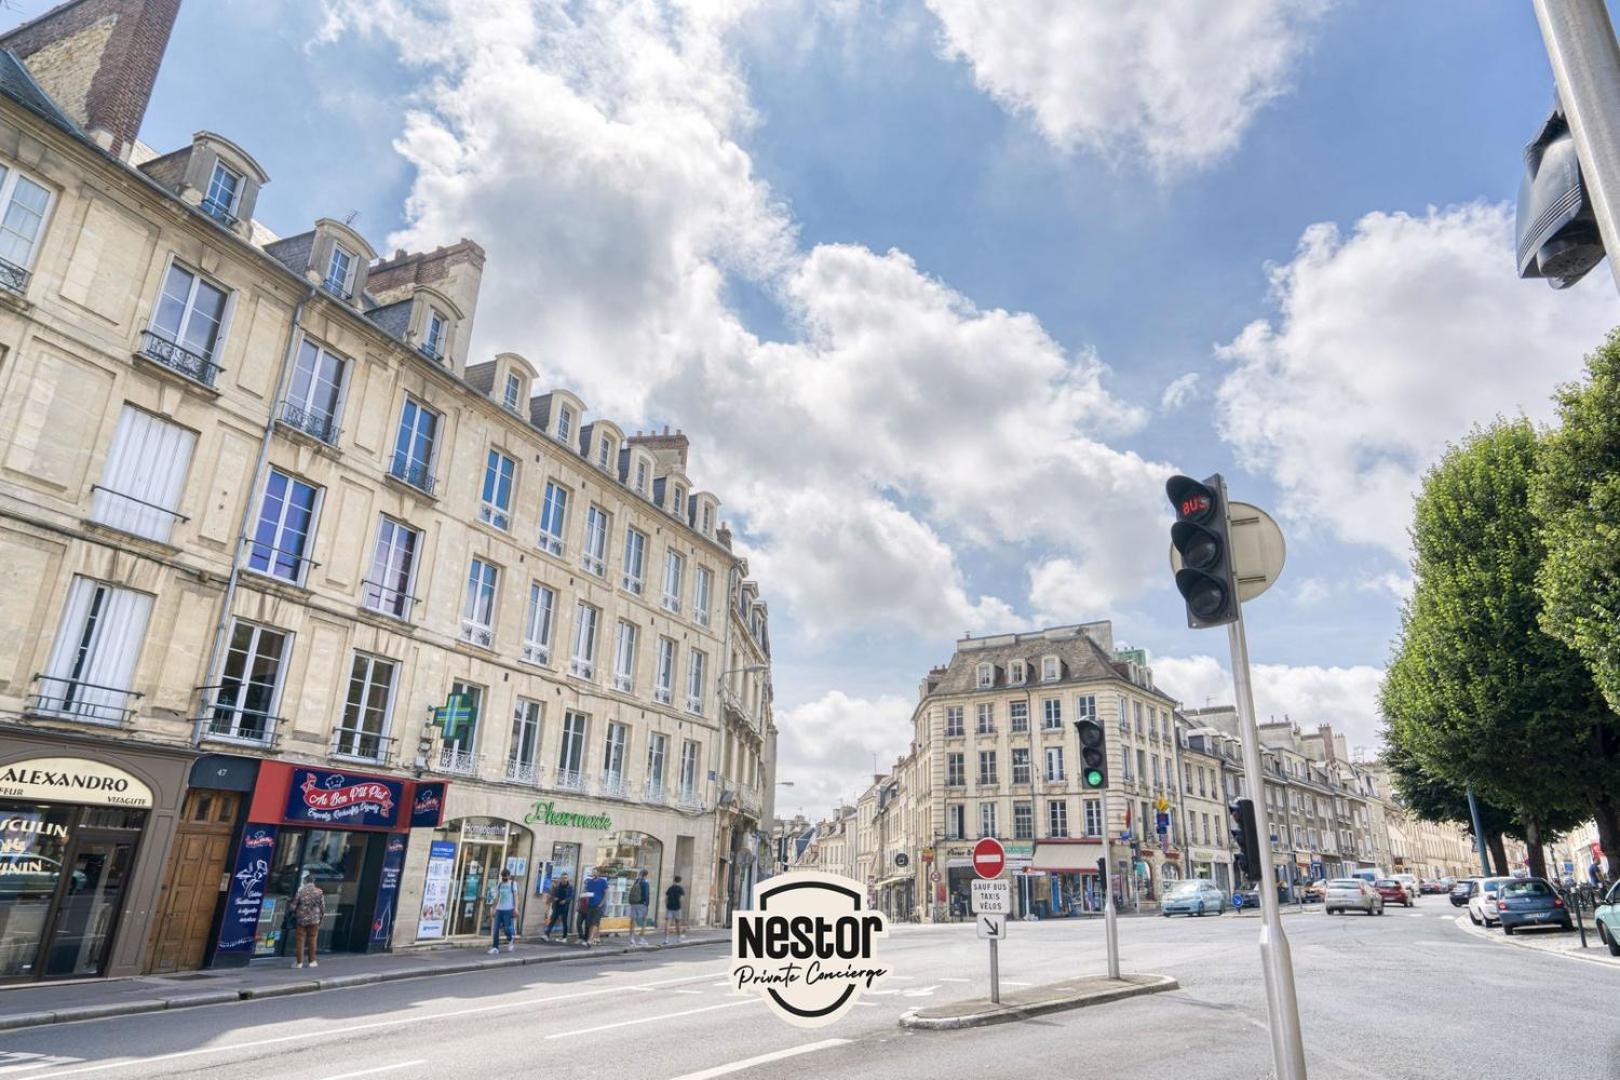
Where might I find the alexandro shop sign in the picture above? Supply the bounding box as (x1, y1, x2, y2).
(524, 800, 612, 831)
(0, 757, 154, 808)
(732, 871, 889, 1028)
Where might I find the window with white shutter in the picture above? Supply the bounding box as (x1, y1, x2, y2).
(90, 406, 196, 543)
(38, 577, 152, 724)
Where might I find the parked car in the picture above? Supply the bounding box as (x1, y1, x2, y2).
(1231, 884, 1260, 910)
(1374, 879, 1413, 908)
(1593, 881, 1620, 957)
(1450, 877, 1479, 907)
(1325, 877, 1384, 915)
(1467, 876, 1516, 927)
(1161, 878, 1227, 917)
(1392, 873, 1420, 902)
(1303, 880, 1327, 903)
(1418, 879, 1445, 895)
(1495, 877, 1572, 935)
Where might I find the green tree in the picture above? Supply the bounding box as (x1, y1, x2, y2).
(1379, 420, 1608, 879)
(1531, 330, 1620, 871)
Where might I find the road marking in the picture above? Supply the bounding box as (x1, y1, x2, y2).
(1001, 980, 1031, 986)
(16, 971, 731, 1078)
(664, 1039, 850, 1080)
(900, 985, 940, 997)
(544, 998, 760, 1039)
(316, 1062, 425, 1080)
(0, 1056, 84, 1076)
(940, 977, 970, 983)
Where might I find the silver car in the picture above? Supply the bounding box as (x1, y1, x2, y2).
(1325, 877, 1384, 916)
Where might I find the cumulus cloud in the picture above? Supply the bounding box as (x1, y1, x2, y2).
(774, 691, 915, 817)
(1153, 654, 1386, 754)
(1160, 372, 1201, 412)
(319, 0, 1179, 644)
(924, 0, 1330, 171)
(1216, 203, 1618, 559)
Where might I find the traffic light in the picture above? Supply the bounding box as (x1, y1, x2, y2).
(1229, 798, 1261, 885)
(1518, 102, 1605, 289)
(1166, 474, 1239, 629)
(1075, 718, 1107, 789)
(1096, 857, 1108, 893)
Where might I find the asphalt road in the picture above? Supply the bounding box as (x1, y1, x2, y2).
(1, 901, 1615, 1080)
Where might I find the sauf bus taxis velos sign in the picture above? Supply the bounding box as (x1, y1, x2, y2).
(731, 871, 890, 1028)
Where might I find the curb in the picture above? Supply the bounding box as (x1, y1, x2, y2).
(0, 936, 723, 1033)
(898, 973, 1179, 1030)
(1451, 912, 1620, 970)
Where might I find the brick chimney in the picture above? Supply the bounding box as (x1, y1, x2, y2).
(0, 0, 182, 159)
(1317, 724, 1337, 764)
(627, 427, 690, 474)
(366, 239, 486, 370)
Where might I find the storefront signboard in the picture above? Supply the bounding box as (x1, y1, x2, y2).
(0, 757, 153, 808)
(416, 840, 457, 939)
(410, 782, 447, 828)
(523, 800, 612, 831)
(217, 824, 279, 955)
(284, 768, 403, 829)
(371, 834, 408, 946)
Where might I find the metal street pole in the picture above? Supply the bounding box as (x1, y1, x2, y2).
(989, 936, 1001, 1003)
(1466, 787, 1493, 877)
(1103, 791, 1121, 979)
(1531, 0, 1620, 294)
(1229, 610, 1308, 1080)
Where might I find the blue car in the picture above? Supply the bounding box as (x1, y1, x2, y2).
(1161, 878, 1227, 917)
(1496, 877, 1572, 934)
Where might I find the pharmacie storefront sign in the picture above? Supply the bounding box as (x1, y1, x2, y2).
(0, 758, 153, 808)
(523, 800, 612, 831)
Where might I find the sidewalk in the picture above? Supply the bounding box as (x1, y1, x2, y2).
(0, 930, 728, 1033)
(898, 972, 1179, 1030)
(1453, 912, 1620, 967)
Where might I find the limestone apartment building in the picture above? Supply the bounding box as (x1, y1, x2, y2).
(0, 0, 774, 985)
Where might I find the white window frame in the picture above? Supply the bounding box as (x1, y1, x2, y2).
(975, 662, 993, 689)
(945, 706, 964, 737)
(39, 577, 152, 725)
(645, 733, 668, 799)
(602, 722, 629, 793)
(582, 504, 608, 576)
(612, 620, 638, 693)
(1048, 800, 1069, 838)
(1013, 802, 1034, 841)
(662, 550, 684, 613)
(149, 257, 231, 364)
(597, 434, 615, 471)
(480, 449, 516, 532)
(390, 396, 439, 492)
(977, 750, 997, 786)
(203, 160, 242, 220)
(460, 559, 498, 648)
(1042, 698, 1063, 730)
(538, 481, 569, 557)
(422, 307, 448, 358)
(557, 710, 588, 787)
(654, 637, 676, 705)
(1041, 655, 1059, 682)
(90, 405, 196, 543)
(0, 163, 51, 271)
(1084, 798, 1103, 837)
(503, 371, 523, 410)
(1009, 700, 1028, 733)
(1009, 660, 1025, 685)
(946, 804, 966, 840)
(209, 619, 290, 743)
(325, 242, 355, 296)
(521, 583, 556, 666)
(1045, 746, 1065, 782)
(507, 698, 543, 782)
(622, 527, 646, 595)
(946, 752, 965, 786)
(1011, 747, 1031, 784)
(335, 651, 396, 761)
(247, 468, 321, 586)
(979, 802, 997, 839)
(686, 648, 706, 714)
(693, 565, 712, 628)
(570, 601, 599, 680)
(633, 459, 649, 496)
(556, 405, 573, 444)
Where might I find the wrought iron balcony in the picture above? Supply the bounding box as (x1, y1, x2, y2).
(685, 695, 704, 716)
(199, 690, 282, 747)
(622, 574, 643, 595)
(360, 579, 416, 621)
(437, 746, 478, 776)
(581, 553, 605, 577)
(200, 196, 237, 228)
(539, 532, 564, 557)
(388, 455, 437, 495)
(479, 503, 510, 531)
(505, 759, 540, 785)
(521, 641, 551, 666)
(27, 674, 141, 726)
(675, 786, 703, 811)
(643, 780, 667, 804)
(278, 401, 341, 445)
(417, 341, 445, 363)
(459, 621, 494, 649)
(0, 255, 29, 296)
(331, 727, 393, 764)
(654, 686, 673, 705)
(568, 658, 594, 679)
(139, 330, 222, 388)
(321, 276, 354, 302)
(554, 768, 587, 793)
(661, 594, 682, 614)
(612, 673, 633, 693)
(598, 774, 628, 799)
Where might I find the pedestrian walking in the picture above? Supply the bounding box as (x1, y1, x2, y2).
(543, 872, 573, 941)
(291, 873, 325, 969)
(488, 869, 519, 954)
(579, 870, 608, 947)
(626, 869, 651, 946)
(663, 874, 686, 943)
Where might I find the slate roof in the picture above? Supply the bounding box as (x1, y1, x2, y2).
(263, 231, 314, 276)
(930, 630, 1173, 702)
(365, 298, 411, 340)
(464, 360, 497, 396)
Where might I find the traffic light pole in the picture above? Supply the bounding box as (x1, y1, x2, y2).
(1532, 0, 1620, 295)
(1103, 797, 1121, 979)
(1228, 609, 1308, 1080)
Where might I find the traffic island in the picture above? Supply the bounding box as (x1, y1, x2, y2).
(897, 972, 1179, 1031)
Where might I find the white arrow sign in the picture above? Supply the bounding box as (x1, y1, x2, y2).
(976, 913, 1006, 940)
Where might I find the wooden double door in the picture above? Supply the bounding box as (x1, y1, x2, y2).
(148, 791, 239, 974)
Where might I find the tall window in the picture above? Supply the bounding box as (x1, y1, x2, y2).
(678, 740, 701, 802)
(1009, 700, 1029, 734)
(441, 681, 482, 770)
(523, 583, 556, 665)
(507, 698, 542, 783)
(324, 243, 354, 296)
(363, 517, 419, 619)
(539, 481, 569, 556)
(460, 559, 498, 647)
(203, 161, 241, 221)
(1075, 695, 1097, 722)
(582, 505, 608, 576)
(1013, 803, 1034, 840)
(1009, 660, 1026, 685)
(0, 164, 49, 270)
(1083, 798, 1103, 837)
(602, 722, 629, 793)
(671, 484, 686, 518)
(503, 371, 522, 410)
(209, 621, 288, 743)
(693, 566, 713, 627)
(1044, 746, 1065, 782)
(1042, 698, 1062, 730)
(1048, 800, 1070, 838)
(979, 802, 997, 838)
(655, 637, 677, 705)
(422, 308, 448, 358)
(662, 550, 684, 613)
(480, 450, 516, 531)
(645, 732, 668, 799)
(248, 469, 319, 584)
(977, 750, 997, 786)
(570, 601, 599, 679)
(945, 706, 964, 737)
(597, 434, 615, 470)
(976, 663, 994, 689)
(151, 261, 229, 365)
(556, 405, 574, 444)
(1117, 694, 1130, 733)
(1011, 748, 1031, 785)
(976, 702, 995, 734)
(556, 710, 588, 789)
(633, 459, 648, 495)
(946, 753, 964, 786)
(336, 653, 395, 761)
(39, 577, 151, 724)
(612, 620, 638, 692)
(283, 339, 346, 443)
(686, 648, 707, 714)
(700, 502, 713, 535)
(90, 406, 195, 543)
(946, 804, 966, 840)
(622, 528, 646, 594)
(390, 397, 438, 493)
(1041, 656, 1059, 682)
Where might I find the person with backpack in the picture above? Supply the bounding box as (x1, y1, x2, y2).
(542, 872, 573, 942)
(626, 869, 652, 947)
(487, 869, 519, 954)
(579, 869, 609, 947)
(663, 874, 686, 944)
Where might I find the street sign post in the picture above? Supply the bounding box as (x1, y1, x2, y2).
(971, 879, 1011, 914)
(970, 873, 1010, 1004)
(972, 837, 1006, 879)
(976, 913, 1006, 940)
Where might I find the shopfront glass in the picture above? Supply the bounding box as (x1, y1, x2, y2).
(593, 831, 662, 933)
(255, 828, 380, 957)
(435, 819, 532, 937)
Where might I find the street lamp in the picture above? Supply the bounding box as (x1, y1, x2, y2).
(718, 663, 768, 679)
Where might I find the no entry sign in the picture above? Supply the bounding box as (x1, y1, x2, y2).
(972, 837, 1006, 879)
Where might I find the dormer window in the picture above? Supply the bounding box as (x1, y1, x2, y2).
(203, 161, 242, 225)
(324, 244, 355, 299)
(634, 460, 648, 495)
(1041, 655, 1059, 682)
(503, 372, 522, 410)
(421, 308, 448, 360)
(700, 503, 713, 536)
(975, 663, 994, 689)
(557, 406, 573, 444)
(671, 485, 685, 518)
(1009, 660, 1026, 685)
(597, 435, 616, 470)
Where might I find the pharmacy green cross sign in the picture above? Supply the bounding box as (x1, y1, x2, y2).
(433, 694, 474, 739)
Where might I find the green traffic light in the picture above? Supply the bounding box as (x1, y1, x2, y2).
(1085, 768, 1104, 787)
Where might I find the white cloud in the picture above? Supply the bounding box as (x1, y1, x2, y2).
(1153, 654, 1386, 753)
(1160, 372, 1201, 412)
(319, 0, 1180, 645)
(774, 691, 915, 817)
(1216, 202, 1618, 559)
(924, 0, 1330, 171)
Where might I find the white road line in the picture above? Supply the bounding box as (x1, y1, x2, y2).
(16, 971, 731, 1079)
(664, 1039, 851, 1080)
(315, 1062, 425, 1080)
(1001, 980, 1031, 986)
(939, 977, 970, 983)
(544, 998, 760, 1040)
(0, 1057, 84, 1076)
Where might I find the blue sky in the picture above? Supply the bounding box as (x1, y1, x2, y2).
(58, 0, 1620, 815)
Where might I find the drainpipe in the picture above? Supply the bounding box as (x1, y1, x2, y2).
(192, 285, 317, 746)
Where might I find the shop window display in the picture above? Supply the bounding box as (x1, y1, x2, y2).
(591, 831, 662, 935)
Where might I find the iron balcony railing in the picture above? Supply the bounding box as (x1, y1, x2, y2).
(554, 768, 587, 793)
(612, 673, 633, 693)
(685, 695, 704, 716)
(331, 727, 393, 763)
(321, 276, 354, 302)
(360, 579, 416, 621)
(28, 674, 141, 726)
(643, 780, 667, 804)
(599, 774, 628, 799)
(568, 658, 594, 679)
(244, 542, 319, 585)
(623, 573, 644, 595)
(479, 503, 511, 532)
(418, 341, 445, 363)
(675, 786, 703, 810)
(278, 401, 342, 445)
(0, 255, 29, 296)
(388, 455, 437, 496)
(200, 196, 237, 227)
(199, 688, 282, 747)
(653, 686, 673, 705)
(437, 746, 478, 775)
(459, 621, 494, 649)
(140, 330, 223, 388)
(520, 641, 550, 666)
(505, 759, 540, 785)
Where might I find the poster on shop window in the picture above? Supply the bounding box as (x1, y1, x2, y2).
(371, 834, 408, 945)
(417, 840, 456, 939)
